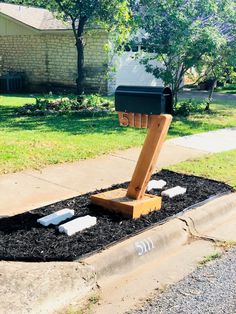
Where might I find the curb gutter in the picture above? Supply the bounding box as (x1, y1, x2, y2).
(83, 218, 188, 279)
(83, 193, 236, 279)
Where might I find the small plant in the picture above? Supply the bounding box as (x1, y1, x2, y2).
(16, 95, 114, 117)
(64, 293, 101, 314)
(88, 294, 100, 305)
(174, 99, 204, 116)
(215, 240, 236, 251)
(198, 252, 222, 267)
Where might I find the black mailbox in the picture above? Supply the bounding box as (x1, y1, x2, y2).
(115, 86, 173, 115)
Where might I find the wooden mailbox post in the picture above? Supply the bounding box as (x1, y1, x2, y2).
(91, 86, 173, 219)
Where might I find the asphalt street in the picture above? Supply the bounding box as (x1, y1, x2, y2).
(129, 247, 236, 314)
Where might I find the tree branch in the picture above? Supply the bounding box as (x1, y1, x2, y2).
(54, 0, 72, 19)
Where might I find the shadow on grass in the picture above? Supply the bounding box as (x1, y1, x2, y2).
(0, 105, 129, 135)
(1, 91, 236, 138)
(1, 105, 233, 138)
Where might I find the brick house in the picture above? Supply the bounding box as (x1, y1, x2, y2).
(0, 3, 108, 93)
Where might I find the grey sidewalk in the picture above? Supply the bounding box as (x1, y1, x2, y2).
(1, 127, 236, 217)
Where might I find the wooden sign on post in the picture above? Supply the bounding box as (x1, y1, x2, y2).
(91, 86, 173, 219)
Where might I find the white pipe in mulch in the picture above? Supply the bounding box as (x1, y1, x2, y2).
(59, 215, 97, 236)
(37, 208, 74, 226)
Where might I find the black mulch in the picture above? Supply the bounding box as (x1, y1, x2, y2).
(0, 170, 234, 262)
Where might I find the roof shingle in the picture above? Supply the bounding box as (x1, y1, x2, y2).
(0, 2, 70, 30)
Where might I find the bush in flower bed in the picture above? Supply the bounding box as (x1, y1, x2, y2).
(174, 99, 205, 116)
(16, 95, 114, 117)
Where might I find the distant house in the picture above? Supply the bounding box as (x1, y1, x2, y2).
(0, 3, 108, 93)
(0, 3, 163, 94)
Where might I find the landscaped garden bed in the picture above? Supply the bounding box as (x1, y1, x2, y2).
(0, 170, 233, 262)
(16, 95, 114, 117)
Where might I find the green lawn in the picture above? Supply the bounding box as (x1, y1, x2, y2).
(216, 83, 236, 94)
(0, 94, 236, 174)
(168, 149, 236, 189)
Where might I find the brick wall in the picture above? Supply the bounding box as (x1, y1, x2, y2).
(0, 30, 108, 93)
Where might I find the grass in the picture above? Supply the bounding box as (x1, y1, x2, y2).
(198, 241, 236, 268)
(63, 293, 101, 314)
(198, 252, 222, 267)
(168, 149, 236, 189)
(215, 240, 236, 250)
(0, 93, 236, 174)
(215, 83, 236, 94)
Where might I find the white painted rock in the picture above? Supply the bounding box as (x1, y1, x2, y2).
(161, 186, 187, 198)
(37, 208, 74, 227)
(58, 215, 97, 236)
(147, 180, 167, 192)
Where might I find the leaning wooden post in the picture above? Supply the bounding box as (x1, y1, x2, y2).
(126, 114, 172, 200)
(91, 86, 173, 219)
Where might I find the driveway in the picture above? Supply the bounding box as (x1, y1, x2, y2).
(179, 89, 236, 102)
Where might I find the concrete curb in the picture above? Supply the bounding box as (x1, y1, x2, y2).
(0, 262, 96, 314)
(1, 193, 235, 313)
(83, 193, 236, 279)
(83, 218, 188, 279)
(179, 192, 236, 235)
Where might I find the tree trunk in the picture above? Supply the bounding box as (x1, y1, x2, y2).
(73, 17, 87, 96)
(172, 84, 178, 110)
(174, 92, 178, 108)
(205, 78, 217, 111)
(76, 37, 85, 95)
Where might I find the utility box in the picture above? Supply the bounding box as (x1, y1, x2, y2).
(0, 73, 25, 92)
(115, 85, 173, 115)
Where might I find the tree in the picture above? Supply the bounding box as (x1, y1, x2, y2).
(134, 0, 236, 106)
(7, 0, 132, 95)
(197, 42, 236, 110)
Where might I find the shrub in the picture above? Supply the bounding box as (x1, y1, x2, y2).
(174, 99, 204, 116)
(16, 95, 114, 117)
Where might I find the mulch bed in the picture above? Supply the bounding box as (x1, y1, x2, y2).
(0, 170, 234, 262)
